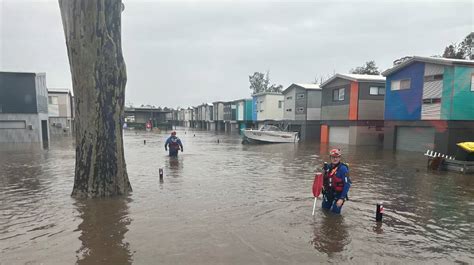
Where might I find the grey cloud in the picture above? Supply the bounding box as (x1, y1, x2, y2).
(1, 0, 472, 107)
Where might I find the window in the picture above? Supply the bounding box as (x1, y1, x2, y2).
(286, 108, 292, 112)
(423, 98, 441, 104)
(424, 74, 443, 82)
(296, 107, 305, 114)
(338, 88, 345, 100)
(370, 87, 378, 95)
(286, 96, 293, 100)
(0, 120, 26, 129)
(333, 88, 345, 101)
(278, 100, 283, 108)
(370, 87, 385, 95)
(400, 79, 411, 89)
(391, 79, 411, 91)
(471, 74, 474, 92)
(296, 93, 305, 99)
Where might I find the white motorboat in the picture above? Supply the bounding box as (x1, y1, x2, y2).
(242, 125, 299, 143)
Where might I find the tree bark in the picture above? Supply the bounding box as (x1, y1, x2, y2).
(59, 0, 132, 197)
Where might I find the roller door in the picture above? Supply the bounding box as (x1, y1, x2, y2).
(396, 126, 435, 152)
(329, 126, 350, 144)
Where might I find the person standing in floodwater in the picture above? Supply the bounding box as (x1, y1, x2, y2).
(322, 148, 351, 214)
(164, 131, 183, 157)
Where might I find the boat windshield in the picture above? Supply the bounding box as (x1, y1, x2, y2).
(260, 125, 282, 131)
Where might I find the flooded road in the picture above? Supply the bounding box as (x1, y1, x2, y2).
(1, 128, 473, 264)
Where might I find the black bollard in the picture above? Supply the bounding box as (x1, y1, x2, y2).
(159, 168, 164, 182)
(193, 134, 195, 137)
(376, 202, 384, 222)
(144, 140, 146, 145)
(217, 139, 220, 143)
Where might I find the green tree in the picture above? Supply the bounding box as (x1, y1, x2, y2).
(350, 61, 380, 75)
(442, 43, 465, 59)
(249, 71, 282, 94)
(59, 0, 132, 198)
(249, 72, 266, 94)
(442, 32, 473, 59)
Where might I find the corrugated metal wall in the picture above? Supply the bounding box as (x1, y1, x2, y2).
(421, 103, 441, 120)
(358, 100, 384, 120)
(321, 105, 349, 120)
(283, 87, 296, 120)
(306, 90, 321, 120)
(452, 66, 474, 120)
(295, 87, 307, 121)
(441, 65, 474, 120)
(421, 64, 444, 120)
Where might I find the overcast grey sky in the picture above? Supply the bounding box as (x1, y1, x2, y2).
(0, 0, 472, 108)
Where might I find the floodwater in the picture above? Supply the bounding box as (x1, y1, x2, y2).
(0, 128, 473, 264)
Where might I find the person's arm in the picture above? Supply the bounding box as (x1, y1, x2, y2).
(164, 138, 169, 150)
(178, 139, 183, 151)
(338, 166, 351, 200)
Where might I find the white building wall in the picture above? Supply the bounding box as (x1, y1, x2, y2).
(215, 103, 224, 120)
(256, 94, 284, 121)
(237, 101, 244, 121)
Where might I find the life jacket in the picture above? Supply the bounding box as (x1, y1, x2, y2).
(323, 163, 347, 193)
(169, 137, 180, 149)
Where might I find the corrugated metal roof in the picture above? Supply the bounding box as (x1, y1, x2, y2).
(321, 73, 385, 87)
(294, 83, 321, 89)
(382, 56, 474, 76)
(252, 92, 283, 97)
(48, 89, 71, 94)
(282, 83, 321, 94)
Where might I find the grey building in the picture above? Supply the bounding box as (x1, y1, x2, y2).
(320, 74, 386, 145)
(223, 101, 238, 132)
(212, 101, 225, 131)
(0, 72, 49, 143)
(282, 83, 322, 141)
(48, 89, 74, 136)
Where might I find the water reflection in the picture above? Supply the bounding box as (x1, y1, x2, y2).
(74, 198, 133, 265)
(311, 211, 350, 256)
(1, 130, 473, 264)
(166, 156, 183, 175)
(372, 222, 384, 234)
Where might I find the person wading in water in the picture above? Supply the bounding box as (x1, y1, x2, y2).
(164, 131, 183, 157)
(321, 148, 351, 214)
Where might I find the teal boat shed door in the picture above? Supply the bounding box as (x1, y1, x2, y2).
(396, 126, 435, 152)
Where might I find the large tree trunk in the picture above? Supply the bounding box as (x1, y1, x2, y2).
(59, 0, 132, 197)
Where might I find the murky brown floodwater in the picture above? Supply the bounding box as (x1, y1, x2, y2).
(1, 128, 473, 264)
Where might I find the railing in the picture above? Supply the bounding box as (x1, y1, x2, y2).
(424, 149, 455, 160)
